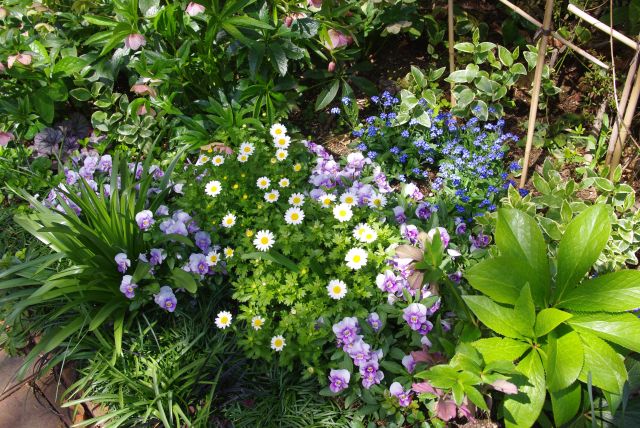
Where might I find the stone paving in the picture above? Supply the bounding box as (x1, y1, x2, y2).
(0, 350, 72, 427)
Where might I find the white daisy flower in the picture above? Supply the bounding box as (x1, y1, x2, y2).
(345, 247, 368, 270)
(288, 193, 305, 206)
(353, 223, 369, 241)
(264, 190, 280, 203)
(269, 123, 287, 139)
(274, 135, 291, 149)
(224, 247, 234, 258)
(333, 203, 353, 222)
(270, 335, 286, 351)
(278, 178, 290, 188)
(251, 316, 265, 330)
(327, 279, 347, 300)
(256, 176, 271, 189)
(368, 193, 387, 209)
(275, 149, 288, 161)
(340, 192, 357, 206)
(215, 311, 232, 329)
(239, 142, 255, 155)
(319, 193, 336, 208)
(237, 153, 249, 163)
(206, 251, 221, 266)
(196, 154, 210, 166)
(205, 180, 222, 197)
(211, 155, 225, 166)
(253, 230, 275, 251)
(221, 213, 236, 228)
(284, 207, 305, 225)
(361, 227, 378, 244)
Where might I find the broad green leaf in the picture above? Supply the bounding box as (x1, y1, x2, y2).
(53, 57, 89, 75)
(512, 285, 535, 338)
(545, 329, 584, 391)
(462, 295, 522, 338)
(550, 383, 582, 426)
(171, 268, 197, 293)
(446, 69, 477, 83)
(534, 308, 572, 337)
(454, 42, 476, 53)
(69, 88, 93, 101)
(88, 301, 122, 331)
(495, 208, 550, 306)
(416, 365, 458, 388)
(568, 312, 640, 353)
(555, 205, 611, 301)
(465, 256, 532, 304)
(269, 44, 287, 76)
(32, 89, 55, 124)
(498, 45, 514, 66)
(464, 385, 489, 411)
(503, 350, 546, 428)
(84, 15, 119, 27)
(475, 76, 500, 94)
(558, 270, 640, 312)
(315, 79, 339, 111)
(454, 88, 475, 108)
(577, 331, 627, 394)
(472, 337, 530, 363)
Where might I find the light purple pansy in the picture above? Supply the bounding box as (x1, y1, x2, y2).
(194, 231, 211, 252)
(115, 253, 131, 273)
(390, 382, 412, 407)
(188, 253, 209, 275)
(402, 354, 416, 373)
(403, 303, 427, 331)
(393, 206, 406, 223)
(119, 275, 137, 299)
(428, 227, 450, 248)
(376, 270, 400, 294)
(366, 312, 382, 332)
(154, 286, 177, 312)
(149, 248, 166, 266)
(135, 210, 154, 231)
(332, 317, 359, 346)
(328, 369, 350, 393)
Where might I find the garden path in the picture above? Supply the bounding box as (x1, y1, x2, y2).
(0, 350, 72, 427)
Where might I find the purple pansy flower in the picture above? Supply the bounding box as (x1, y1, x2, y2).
(401, 224, 419, 244)
(156, 205, 169, 216)
(194, 231, 211, 252)
(328, 369, 350, 393)
(376, 270, 400, 294)
(332, 317, 359, 346)
(119, 275, 137, 299)
(415, 202, 432, 220)
(154, 286, 177, 312)
(402, 354, 416, 373)
(115, 253, 131, 273)
(188, 253, 209, 275)
(403, 303, 427, 331)
(149, 248, 166, 266)
(348, 339, 371, 366)
(393, 206, 407, 223)
(135, 210, 154, 231)
(390, 382, 412, 407)
(470, 232, 491, 250)
(366, 312, 382, 332)
(428, 227, 450, 248)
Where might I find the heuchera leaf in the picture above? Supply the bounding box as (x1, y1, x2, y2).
(555, 205, 611, 302)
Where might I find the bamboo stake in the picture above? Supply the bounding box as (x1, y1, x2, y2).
(609, 67, 640, 176)
(498, 0, 608, 70)
(520, 0, 554, 189)
(568, 4, 638, 49)
(606, 50, 640, 165)
(448, 0, 456, 107)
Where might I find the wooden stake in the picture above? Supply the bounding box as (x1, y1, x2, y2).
(448, 0, 456, 107)
(609, 66, 640, 176)
(568, 4, 638, 50)
(606, 51, 639, 165)
(520, 0, 554, 189)
(498, 0, 608, 70)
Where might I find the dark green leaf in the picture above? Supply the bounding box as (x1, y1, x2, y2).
(315, 80, 339, 111)
(558, 270, 640, 312)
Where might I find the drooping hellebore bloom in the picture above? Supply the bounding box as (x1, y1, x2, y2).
(327, 61, 336, 72)
(403, 303, 427, 331)
(119, 275, 137, 299)
(130, 84, 157, 98)
(390, 382, 412, 407)
(124, 33, 146, 51)
(324, 29, 353, 51)
(115, 253, 131, 273)
(328, 369, 350, 393)
(284, 12, 307, 27)
(0, 131, 13, 147)
(308, 0, 322, 7)
(154, 286, 177, 312)
(7, 53, 32, 68)
(135, 210, 154, 231)
(185, 2, 205, 16)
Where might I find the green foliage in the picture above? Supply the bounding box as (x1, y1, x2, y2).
(63, 293, 243, 427)
(464, 206, 640, 426)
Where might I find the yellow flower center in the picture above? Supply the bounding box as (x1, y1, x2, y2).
(244, 147, 251, 153)
(260, 237, 269, 244)
(353, 255, 361, 263)
(339, 210, 347, 216)
(346, 197, 353, 203)
(274, 339, 283, 347)
(246, 230, 254, 237)
(254, 319, 263, 326)
(275, 129, 282, 135)
(291, 213, 299, 220)
(233, 184, 239, 189)
(242, 194, 248, 199)
(333, 286, 342, 294)
(220, 316, 228, 324)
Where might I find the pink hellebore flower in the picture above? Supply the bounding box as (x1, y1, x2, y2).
(327, 61, 336, 72)
(130, 84, 157, 98)
(0, 131, 14, 147)
(185, 2, 205, 16)
(7, 53, 32, 68)
(435, 399, 457, 421)
(308, 0, 322, 8)
(324, 29, 353, 51)
(283, 12, 307, 28)
(124, 33, 146, 51)
(491, 379, 518, 395)
(136, 104, 156, 116)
